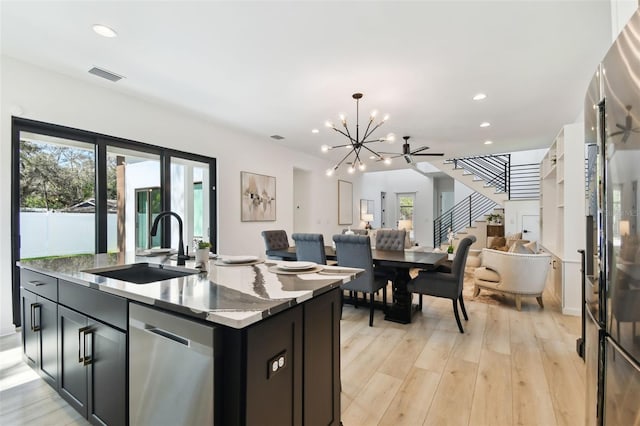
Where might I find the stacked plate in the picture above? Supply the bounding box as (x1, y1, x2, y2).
(271, 261, 325, 274)
(219, 255, 259, 264)
(277, 261, 317, 271)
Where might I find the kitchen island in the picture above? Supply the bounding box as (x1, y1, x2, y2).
(18, 252, 360, 425)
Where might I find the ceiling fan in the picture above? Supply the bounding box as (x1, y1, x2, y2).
(378, 136, 445, 164)
(610, 105, 640, 144)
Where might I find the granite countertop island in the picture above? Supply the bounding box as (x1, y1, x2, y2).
(18, 252, 361, 329)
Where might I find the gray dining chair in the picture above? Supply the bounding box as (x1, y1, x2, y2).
(292, 233, 327, 265)
(375, 229, 407, 251)
(374, 229, 407, 285)
(407, 236, 476, 333)
(333, 234, 388, 326)
(261, 230, 289, 260)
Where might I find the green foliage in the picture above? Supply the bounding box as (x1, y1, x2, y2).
(486, 213, 503, 224)
(20, 140, 97, 210)
(198, 241, 212, 249)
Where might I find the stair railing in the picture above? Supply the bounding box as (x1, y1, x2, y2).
(447, 153, 511, 198)
(433, 192, 498, 246)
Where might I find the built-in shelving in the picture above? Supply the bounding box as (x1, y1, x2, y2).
(540, 122, 585, 316)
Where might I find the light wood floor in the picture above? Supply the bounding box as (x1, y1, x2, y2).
(0, 277, 585, 426)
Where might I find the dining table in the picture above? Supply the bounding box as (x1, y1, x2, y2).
(265, 245, 447, 324)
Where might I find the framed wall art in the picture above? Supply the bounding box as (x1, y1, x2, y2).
(241, 171, 276, 221)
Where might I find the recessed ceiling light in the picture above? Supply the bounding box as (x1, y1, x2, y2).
(480, 122, 491, 128)
(311, 129, 319, 134)
(92, 24, 117, 38)
(484, 140, 493, 145)
(473, 93, 487, 101)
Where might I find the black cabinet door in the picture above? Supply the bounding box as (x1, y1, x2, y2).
(38, 296, 58, 388)
(21, 289, 58, 389)
(245, 305, 303, 426)
(58, 305, 88, 418)
(303, 288, 341, 426)
(21, 289, 38, 368)
(88, 319, 126, 426)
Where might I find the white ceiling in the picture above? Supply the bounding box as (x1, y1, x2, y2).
(1, 1, 614, 171)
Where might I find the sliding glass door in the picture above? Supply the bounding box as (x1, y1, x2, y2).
(18, 131, 96, 260)
(11, 118, 217, 326)
(106, 146, 161, 252)
(169, 156, 212, 251)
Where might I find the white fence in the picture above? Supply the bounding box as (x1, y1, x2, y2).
(20, 212, 117, 259)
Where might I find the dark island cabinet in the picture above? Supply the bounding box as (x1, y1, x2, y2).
(58, 305, 126, 426)
(221, 287, 342, 425)
(21, 288, 58, 389)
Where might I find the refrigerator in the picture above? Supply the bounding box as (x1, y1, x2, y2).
(584, 9, 640, 426)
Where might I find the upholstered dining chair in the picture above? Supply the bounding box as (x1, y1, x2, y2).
(333, 234, 388, 326)
(375, 229, 407, 251)
(374, 229, 407, 284)
(261, 230, 289, 260)
(407, 236, 476, 333)
(292, 233, 327, 265)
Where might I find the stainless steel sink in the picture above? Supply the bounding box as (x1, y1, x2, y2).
(83, 263, 200, 284)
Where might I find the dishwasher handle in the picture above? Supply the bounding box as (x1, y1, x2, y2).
(145, 326, 190, 347)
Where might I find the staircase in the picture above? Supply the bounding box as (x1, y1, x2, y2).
(432, 154, 509, 249)
(439, 155, 510, 205)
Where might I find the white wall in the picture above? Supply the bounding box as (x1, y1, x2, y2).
(361, 169, 434, 246)
(0, 57, 350, 335)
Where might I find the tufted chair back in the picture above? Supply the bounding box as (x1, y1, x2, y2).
(292, 233, 327, 264)
(375, 229, 407, 251)
(261, 230, 289, 251)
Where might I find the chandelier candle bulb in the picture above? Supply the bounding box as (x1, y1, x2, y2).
(321, 92, 394, 174)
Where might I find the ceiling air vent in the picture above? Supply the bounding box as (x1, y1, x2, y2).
(88, 66, 124, 82)
(270, 135, 285, 140)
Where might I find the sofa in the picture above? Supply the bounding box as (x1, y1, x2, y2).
(472, 248, 551, 311)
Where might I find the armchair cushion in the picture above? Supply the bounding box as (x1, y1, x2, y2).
(474, 266, 500, 282)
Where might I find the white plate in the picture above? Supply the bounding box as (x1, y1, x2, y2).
(221, 255, 258, 264)
(278, 261, 316, 271)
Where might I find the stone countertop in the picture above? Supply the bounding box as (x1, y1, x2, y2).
(18, 252, 361, 329)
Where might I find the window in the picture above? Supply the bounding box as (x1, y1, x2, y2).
(397, 193, 415, 221)
(396, 192, 415, 241)
(11, 118, 217, 327)
(135, 187, 162, 250)
(19, 132, 96, 259)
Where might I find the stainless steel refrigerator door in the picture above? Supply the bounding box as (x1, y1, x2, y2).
(602, 9, 640, 363)
(129, 303, 215, 426)
(603, 337, 640, 426)
(585, 308, 604, 426)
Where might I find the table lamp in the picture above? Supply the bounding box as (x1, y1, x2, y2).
(363, 213, 374, 230)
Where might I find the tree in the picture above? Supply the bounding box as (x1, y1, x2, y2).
(20, 140, 95, 210)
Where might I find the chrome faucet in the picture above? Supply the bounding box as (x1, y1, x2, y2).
(150, 211, 188, 266)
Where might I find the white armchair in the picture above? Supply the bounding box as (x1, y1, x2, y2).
(473, 248, 551, 311)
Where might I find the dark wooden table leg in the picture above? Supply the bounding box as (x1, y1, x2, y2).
(384, 268, 415, 324)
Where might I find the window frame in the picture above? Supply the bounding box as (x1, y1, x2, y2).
(11, 117, 217, 326)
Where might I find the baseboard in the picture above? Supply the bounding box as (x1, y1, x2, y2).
(562, 307, 581, 316)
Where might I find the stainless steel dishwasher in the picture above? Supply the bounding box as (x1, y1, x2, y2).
(129, 303, 216, 425)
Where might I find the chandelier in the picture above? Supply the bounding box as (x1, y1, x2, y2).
(322, 93, 395, 176)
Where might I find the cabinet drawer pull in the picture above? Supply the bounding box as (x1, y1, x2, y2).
(30, 303, 41, 332)
(28, 280, 46, 286)
(78, 326, 92, 364)
(83, 327, 93, 366)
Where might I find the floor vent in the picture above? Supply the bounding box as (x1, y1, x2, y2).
(88, 66, 124, 82)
